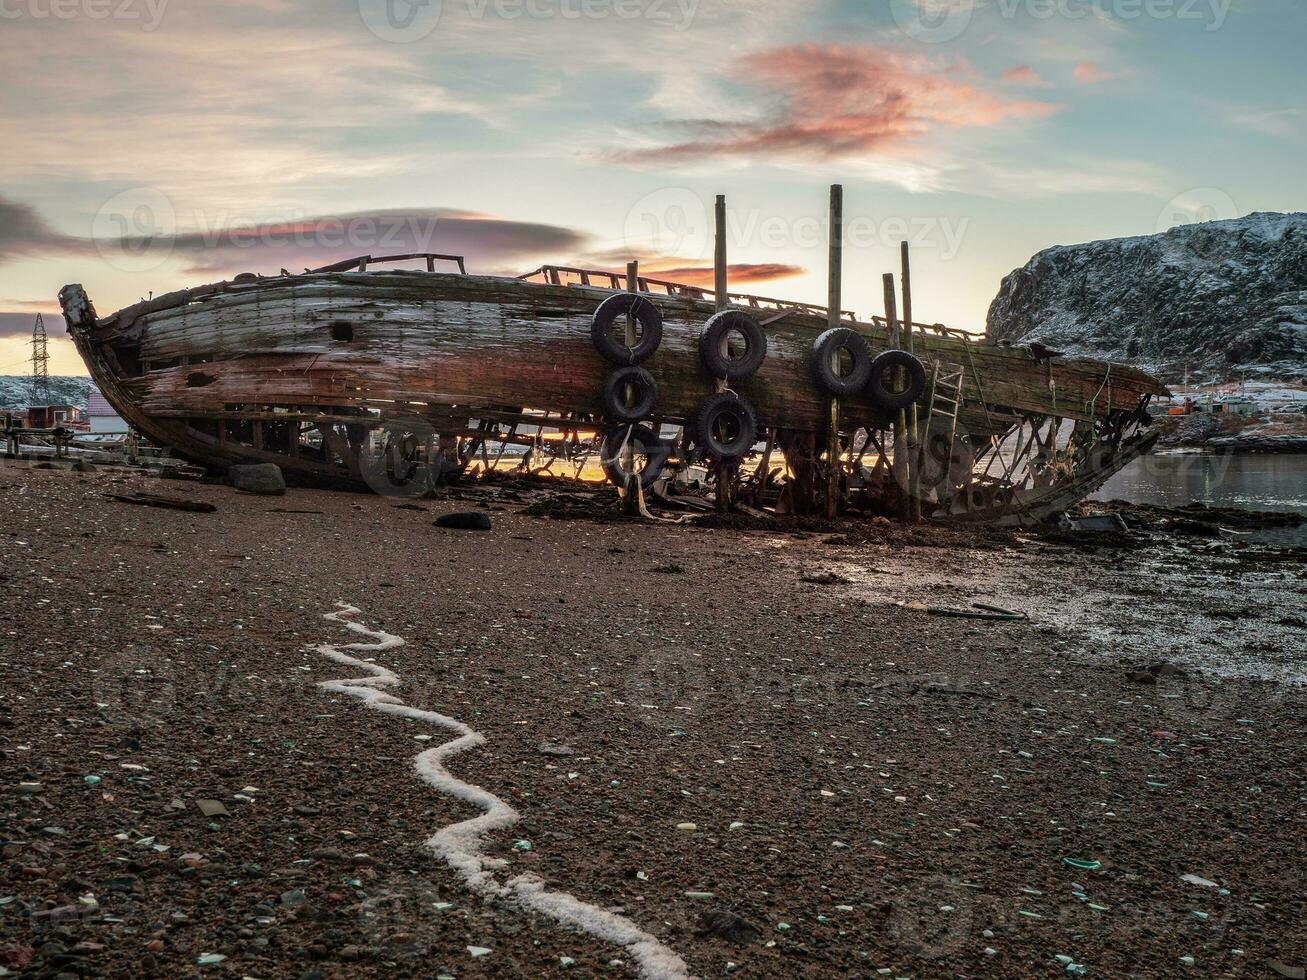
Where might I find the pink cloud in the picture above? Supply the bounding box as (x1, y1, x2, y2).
(641, 263, 804, 287)
(1002, 65, 1049, 87)
(164, 209, 588, 276)
(0, 195, 591, 280)
(1074, 61, 1112, 84)
(614, 44, 1059, 163)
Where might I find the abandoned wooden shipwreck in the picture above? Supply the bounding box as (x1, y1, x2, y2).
(58, 207, 1168, 525)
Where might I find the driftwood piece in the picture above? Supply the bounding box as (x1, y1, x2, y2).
(105, 492, 217, 513)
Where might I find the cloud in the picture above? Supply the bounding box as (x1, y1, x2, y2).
(0, 195, 591, 279)
(1001, 65, 1048, 87)
(1073, 61, 1112, 84)
(611, 44, 1058, 164)
(0, 197, 87, 263)
(575, 246, 805, 288)
(636, 263, 804, 288)
(0, 298, 61, 313)
(1220, 106, 1304, 142)
(161, 209, 590, 276)
(0, 312, 64, 340)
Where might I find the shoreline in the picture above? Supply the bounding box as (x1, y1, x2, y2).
(1, 460, 1303, 978)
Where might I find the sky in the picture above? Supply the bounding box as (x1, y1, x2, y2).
(0, 0, 1303, 376)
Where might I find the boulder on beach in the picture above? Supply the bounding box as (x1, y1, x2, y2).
(227, 463, 287, 496)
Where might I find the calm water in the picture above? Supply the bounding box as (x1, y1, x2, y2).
(1093, 452, 1307, 545)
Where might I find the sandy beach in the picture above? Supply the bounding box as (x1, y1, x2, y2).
(1, 460, 1303, 979)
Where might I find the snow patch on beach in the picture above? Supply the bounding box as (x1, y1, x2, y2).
(314, 603, 692, 980)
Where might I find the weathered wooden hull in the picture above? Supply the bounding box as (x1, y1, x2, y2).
(58, 267, 1168, 515)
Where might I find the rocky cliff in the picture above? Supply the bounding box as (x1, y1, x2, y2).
(987, 213, 1307, 382)
(0, 375, 94, 409)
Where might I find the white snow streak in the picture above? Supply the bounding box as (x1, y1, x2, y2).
(314, 603, 692, 980)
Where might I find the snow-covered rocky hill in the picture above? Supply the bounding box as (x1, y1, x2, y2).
(987, 213, 1307, 382)
(0, 375, 94, 409)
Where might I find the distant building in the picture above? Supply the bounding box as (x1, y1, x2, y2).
(87, 387, 128, 435)
(26, 405, 84, 429)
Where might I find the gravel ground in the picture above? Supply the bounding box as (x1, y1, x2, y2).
(1, 460, 1303, 979)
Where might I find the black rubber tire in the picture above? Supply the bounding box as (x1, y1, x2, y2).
(601, 424, 670, 490)
(866, 350, 928, 411)
(698, 310, 767, 381)
(810, 327, 872, 397)
(591, 293, 663, 365)
(690, 391, 758, 460)
(602, 367, 658, 423)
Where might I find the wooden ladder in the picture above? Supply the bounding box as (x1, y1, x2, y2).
(917, 359, 967, 499)
(926, 360, 966, 447)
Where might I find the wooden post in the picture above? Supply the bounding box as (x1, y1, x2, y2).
(883, 273, 910, 521)
(714, 195, 728, 312)
(901, 241, 921, 522)
(824, 184, 843, 520)
(623, 260, 640, 514)
(712, 196, 734, 513)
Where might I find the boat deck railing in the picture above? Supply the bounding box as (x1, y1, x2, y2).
(518, 264, 859, 321)
(518, 264, 984, 343)
(309, 253, 467, 274)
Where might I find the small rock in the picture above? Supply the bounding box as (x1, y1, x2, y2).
(195, 799, 229, 818)
(227, 463, 287, 496)
(435, 512, 492, 531)
(697, 909, 761, 944)
(537, 743, 576, 757)
(467, 945, 492, 957)
(676, 822, 697, 833)
(1148, 661, 1189, 680)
